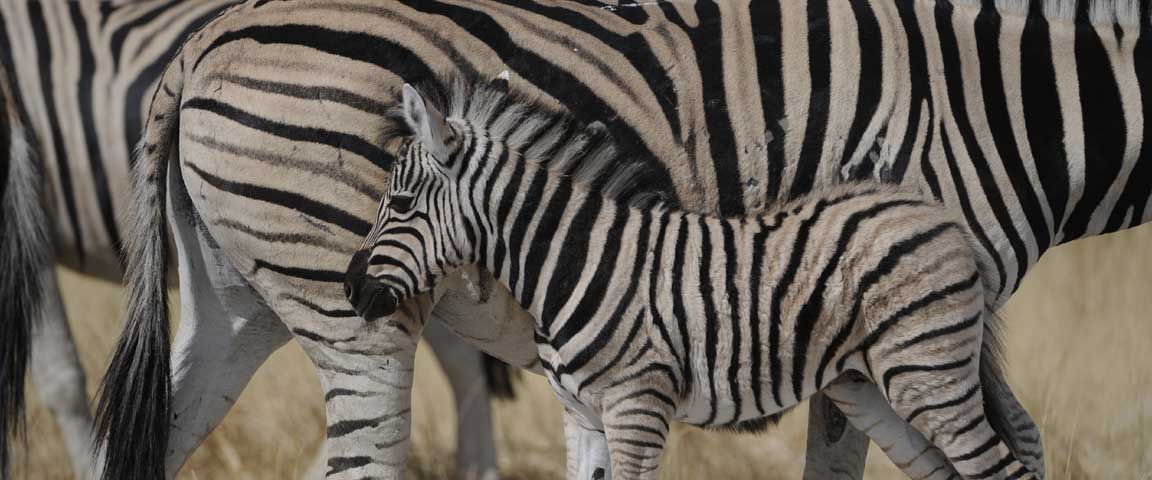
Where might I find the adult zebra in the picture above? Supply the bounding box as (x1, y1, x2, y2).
(352, 78, 1046, 479)
(0, 2, 512, 478)
(95, 0, 1151, 479)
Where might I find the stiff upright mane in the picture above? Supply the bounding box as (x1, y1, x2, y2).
(383, 73, 675, 210)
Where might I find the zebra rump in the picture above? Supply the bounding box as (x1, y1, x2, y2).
(0, 71, 51, 478)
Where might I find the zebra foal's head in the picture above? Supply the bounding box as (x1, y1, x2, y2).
(346, 82, 483, 320)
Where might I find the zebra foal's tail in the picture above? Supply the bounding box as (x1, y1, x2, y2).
(92, 52, 185, 480)
(0, 68, 51, 479)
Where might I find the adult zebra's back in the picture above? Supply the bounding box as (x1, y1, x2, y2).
(97, 0, 1152, 478)
(0, 2, 509, 478)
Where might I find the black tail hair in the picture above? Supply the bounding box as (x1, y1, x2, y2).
(0, 70, 51, 478)
(92, 53, 184, 480)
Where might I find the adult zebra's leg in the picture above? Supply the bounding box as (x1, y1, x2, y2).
(164, 161, 293, 476)
(306, 306, 424, 480)
(563, 408, 610, 480)
(802, 392, 869, 480)
(422, 319, 500, 480)
(28, 267, 100, 479)
(822, 374, 959, 480)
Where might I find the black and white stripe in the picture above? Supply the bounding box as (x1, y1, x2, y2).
(99, 0, 1150, 478)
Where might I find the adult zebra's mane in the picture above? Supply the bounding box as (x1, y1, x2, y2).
(383, 73, 674, 210)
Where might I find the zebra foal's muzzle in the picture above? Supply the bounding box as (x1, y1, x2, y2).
(345, 250, 400, 320)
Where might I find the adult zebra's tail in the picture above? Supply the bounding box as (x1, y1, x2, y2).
(93, 53, 184, 480)
(0, 70, 51, 479)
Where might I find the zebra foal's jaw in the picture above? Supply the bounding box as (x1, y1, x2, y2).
(345, 249, 399, 320)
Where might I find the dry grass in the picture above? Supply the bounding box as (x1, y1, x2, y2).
(12, 224, 1152, 479)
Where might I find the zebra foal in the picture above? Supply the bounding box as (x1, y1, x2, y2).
(347, 79, 1044, 479)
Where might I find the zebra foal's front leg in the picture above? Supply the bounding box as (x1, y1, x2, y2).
(594, 385, 675, 480)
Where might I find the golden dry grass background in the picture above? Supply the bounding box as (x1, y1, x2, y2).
(13, 224, 1152, 479)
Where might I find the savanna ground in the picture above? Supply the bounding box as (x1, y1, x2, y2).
(13, 224, 1152, 479)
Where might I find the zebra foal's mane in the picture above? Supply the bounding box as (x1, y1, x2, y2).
(382, 73, 674, 209)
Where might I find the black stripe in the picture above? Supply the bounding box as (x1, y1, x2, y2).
(194, 23, 437, 85)
(28, 3, 85, 263)
(218, 74, 390, 116)
(747, 214, 783, 414)
(896, 311, 980, 350)
(696, 216, 720, 424)
(645, 211, 684, 393)
(841, 0, 884, 168)
(69, 3, 123, 262)
(720, 219, 743, 424)
(1020, 9, 1069, 241)
(750, 0, 785, 202)
(182, 97, 391, 171)
(660, 2, 743, 215)
(326, 456, 373, 476)
(889, 0, 932, 182)
(972, 5, 1051, 254)
(1062, 8, 1128, 241)
(881, 355, 972, 397)
(1107, 23, 1152, 231)
(254, 260, 346, 283)
(669, 217, 694, 396)
(791, 0, 832, 198)
(185, 161, 370, 235)
(935, 0, 1025, 294)
(906, 381, 980, 423)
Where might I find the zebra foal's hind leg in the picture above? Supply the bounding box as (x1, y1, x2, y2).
(28, 267, 101, 479)
(869, 318, 1041, 479)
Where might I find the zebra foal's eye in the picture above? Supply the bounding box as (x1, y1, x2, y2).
(390, 195, 415, 213)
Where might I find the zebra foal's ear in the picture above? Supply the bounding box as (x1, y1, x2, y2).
(401, 83, 452, 165)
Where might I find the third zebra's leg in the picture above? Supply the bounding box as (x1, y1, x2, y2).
(423, 319, 500, 480)
(823, 374, 960, 480)
(28, 267, 99, 480)
(802, 391, 869, 480)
